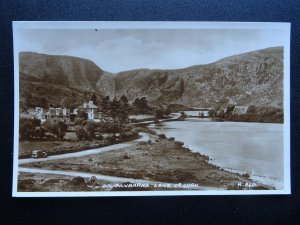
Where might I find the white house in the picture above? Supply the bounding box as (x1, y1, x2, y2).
(78, 101, 100, 120)
(232, 106, 249, 115)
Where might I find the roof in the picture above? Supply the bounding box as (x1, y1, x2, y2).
(79, 101, 98, 109)
(36, 110, 45, 117)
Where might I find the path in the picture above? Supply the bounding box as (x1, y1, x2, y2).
(18, 131, 223, 191)
(19, 133, 149, 165)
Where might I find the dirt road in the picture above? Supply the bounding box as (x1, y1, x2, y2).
(19, 133, 149, 165)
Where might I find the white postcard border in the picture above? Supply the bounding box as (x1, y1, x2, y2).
(12, 21, 291, 197)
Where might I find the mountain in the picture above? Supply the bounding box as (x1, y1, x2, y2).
(114, 47, 283, 108)
(19, 47, 283, 111)
(19, 52, 114, 110)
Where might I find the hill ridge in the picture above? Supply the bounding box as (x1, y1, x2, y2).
(19, 46, 283, 111)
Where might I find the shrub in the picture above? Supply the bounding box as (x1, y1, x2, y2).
(74, 117, 83, 125)
(44, 120, 68, 139)
(34, 127, 46, 139)
(78, 111, 88, 120)
(69, 176, 86, 186)
(85, 121, 96, 139)
(158, 134, 166, 139)
(19, 119, 36, 140)
(70, 114, 77, 122)
(76, 128, 89, 141)
(175, 141, 184, 146)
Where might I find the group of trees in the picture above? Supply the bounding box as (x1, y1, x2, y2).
(19, 118, 68, 140)
(76, 121, 96, 141)
(101, 95, 152, 117)
(19, 94, 153, 142)
(207, 104, 283, 123)
(132, 97, 152, 114)
(75, 120, 136, 142)
(43, 120, 68, 139)
(101, 95, 133, 123)
(19, 118, 43, 140)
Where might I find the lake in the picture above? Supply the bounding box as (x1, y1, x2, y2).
(148, 118, 284, 189)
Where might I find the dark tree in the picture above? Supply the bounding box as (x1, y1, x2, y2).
(44, 120, 67, 139)
(76, 128, 88, 141)
(90, 93, 98, 105)
(78, 111, 88, 120)
(85, 121, 96, 140)
(132, 97, 151, 114)
(34, 127, 46, 139)
(39, 98, 48, 109)
(110, 99, 122, 122)
(24, 92, 34, 109)
(31, 118, 41, 127)
(119, 95, 130, 122)
(70, 114, 77, 122)
(101, 96, 111, 116)
(19, 118, 36, 140)
(120, 95, 128, 103)
(84, 92, 89, 101)
(132, 98, 140, 112)
(154, 109, 164, 119)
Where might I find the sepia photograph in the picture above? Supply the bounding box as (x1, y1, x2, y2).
(12, 21, 290, 196)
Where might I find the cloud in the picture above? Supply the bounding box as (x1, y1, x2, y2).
(16, 28, 285, 73)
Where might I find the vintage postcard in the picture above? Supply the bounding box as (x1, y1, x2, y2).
(12, 21, 290, 197)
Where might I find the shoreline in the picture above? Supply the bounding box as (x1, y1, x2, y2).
(18, 118, 282, 190)
(19, 131, 272, 191)
(148, 119, 283, 189)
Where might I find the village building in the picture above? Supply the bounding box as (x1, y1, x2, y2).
(63, 108, 70, 116)
(232, 106, 249, 115)
(44, 107, 70, 119)
(23, 101, 100, 123)
(27, 107, 42, 117)
(78, 101, 101, 121)
(35, 109, 47, 123)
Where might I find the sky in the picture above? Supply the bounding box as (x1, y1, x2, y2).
(16, 28, 286, 73)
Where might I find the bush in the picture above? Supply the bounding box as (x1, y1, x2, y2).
(106, 135, 116, 144)
(85, 121, 96, 139)
(19, 119, 36, 140)
(75, 121, 98, 141)
(69, 176, 86, 186)
(175, 141, 184, 146)
(70, 114, 77, 122)
(74, 117, 83, 125)
(34, 127, 46, 139)
(78, 111, 88, 120)
(158, 134, 166, 139)
(43, 120, 68, 139)
(76, 128, 89, 141)
(97, 121, 125, 135)
(119, 131, 139, 141)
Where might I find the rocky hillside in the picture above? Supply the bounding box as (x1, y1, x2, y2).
(19, 47, 283, 111)
(114, 47, 283, 108)
(19, 52, 115, 110)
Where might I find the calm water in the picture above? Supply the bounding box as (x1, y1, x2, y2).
(148, 118, 284, 188)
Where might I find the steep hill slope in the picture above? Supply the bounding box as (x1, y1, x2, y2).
(19, 47, 283, 111)
(114, 47, 283, 108)
(19, 52, 115, 110)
